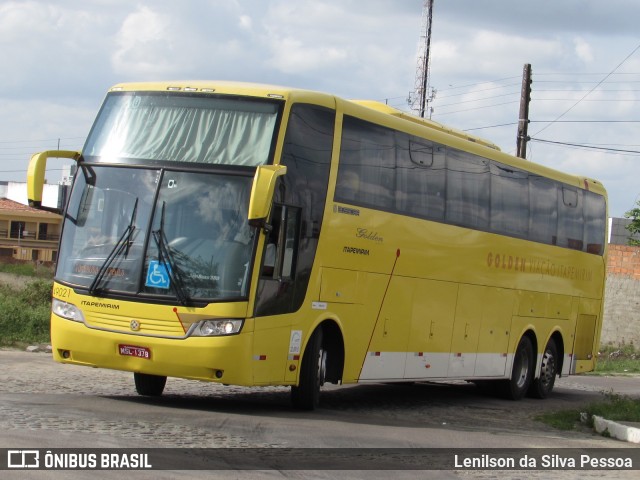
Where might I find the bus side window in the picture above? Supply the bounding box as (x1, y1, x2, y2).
(557, 187, 584, 251)
(261, 204, 300, 280)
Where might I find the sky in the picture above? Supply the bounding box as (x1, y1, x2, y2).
(0, 0, 638, 217)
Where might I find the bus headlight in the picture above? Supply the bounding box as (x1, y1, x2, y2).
(52, 298, 85, 323)
(194, 319, 244, 337)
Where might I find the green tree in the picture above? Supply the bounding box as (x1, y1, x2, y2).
(624, 200, 640, 246)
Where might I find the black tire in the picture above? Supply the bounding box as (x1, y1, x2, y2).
(500, 336, 534, 400)
(134, 372, 167, 396)
(528, 339, 558, 399)
(291, 329, 326, 410)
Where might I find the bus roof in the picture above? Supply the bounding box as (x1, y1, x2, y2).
(350, 100, 501, 151)
(108, 80, 331, 101)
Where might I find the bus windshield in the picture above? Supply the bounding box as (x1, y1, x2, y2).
(57, 165, 256, 302)
(83, 92, 281, 166)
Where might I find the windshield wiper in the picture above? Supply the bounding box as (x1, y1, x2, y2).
(89, 198, 138, 295)
(151, 202, 190, 306)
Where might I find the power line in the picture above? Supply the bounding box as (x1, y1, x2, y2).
(433, 100, 519, 116)
(533, 98, 639, 102)
(436, 83, 521, 99)
(533, 80, 640, 84)
(535, 72, 640, 76)
(464, 122, 518, 132)
(530, 120, 640, 123)
(435, 91, 520, 108)
(428, 72, 640, 116)
(0, 168, 68, 174)
(464, 120, 640, 132)
(535, 88, 640, 92)
(0, 136, 85, 144)
(531, 42, 640, 137)
(435, 76, 520, 93)
(529, 137, 640, 155)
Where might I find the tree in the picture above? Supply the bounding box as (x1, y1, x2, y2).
(624, 200, 640, 246)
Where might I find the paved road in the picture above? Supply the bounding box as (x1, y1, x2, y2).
(1, 349, 638, 479)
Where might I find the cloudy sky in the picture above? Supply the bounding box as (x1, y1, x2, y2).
(1, 0, 638, 216)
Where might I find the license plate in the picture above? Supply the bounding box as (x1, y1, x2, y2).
(119, 344, 151, 359)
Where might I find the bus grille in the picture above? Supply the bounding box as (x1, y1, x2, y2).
(85, 311, 186, 337)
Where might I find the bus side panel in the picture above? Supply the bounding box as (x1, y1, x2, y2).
(473, 287, 514, 377)
(359, 276, 413, 380)
(404, 279, 458, 379)
(251, 315, 295, 385)
(572, 295, 603, 373)
(448, 285, 484, 377)
(317, 268, 389, 384)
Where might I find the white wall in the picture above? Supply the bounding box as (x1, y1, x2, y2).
(6, 182, 60, 209)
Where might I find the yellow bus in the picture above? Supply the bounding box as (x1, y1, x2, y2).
(28, 81, 607, 410)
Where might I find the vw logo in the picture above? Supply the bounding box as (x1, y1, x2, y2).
(130, 320, 140, 331)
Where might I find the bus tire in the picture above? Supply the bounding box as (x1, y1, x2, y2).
(134, 372, 167, 396)
(528, 339, 558, 399)
(291, 328, 326, 410)
(501, 336, 534, 400)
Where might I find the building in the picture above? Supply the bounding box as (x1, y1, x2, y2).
(0, 198, 61, 262)
(609, 217, 640, 245)
(0, 166, 73, 263)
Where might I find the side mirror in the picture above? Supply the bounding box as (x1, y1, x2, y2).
(248, 164, 287, 225)
(27, 150, 81, 210)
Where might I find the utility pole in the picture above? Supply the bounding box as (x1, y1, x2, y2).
(516, 63, 532, 159)
(410, 0, 435, 118)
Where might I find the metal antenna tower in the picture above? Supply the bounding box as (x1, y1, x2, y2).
(410, 0, 435, 118)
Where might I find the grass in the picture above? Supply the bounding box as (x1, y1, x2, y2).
(538, 344, 640, 433)
(537, 392, 640, 432)
(0, 261, 54, 346)
(0, 261, 54, 278)
(595, 344, 640, 374)
(0, 278, 53, 346)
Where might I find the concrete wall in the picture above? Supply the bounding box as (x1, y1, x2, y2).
(602, 245, 640, 347)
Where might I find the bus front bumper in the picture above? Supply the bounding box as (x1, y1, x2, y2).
(50, 314, 254, 385)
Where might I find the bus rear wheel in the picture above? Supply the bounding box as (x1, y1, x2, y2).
(134, 372, 167, 396)
(528, 339, 558, 399)
(291, 329, 326, 410)
(501, 336, 534, 400)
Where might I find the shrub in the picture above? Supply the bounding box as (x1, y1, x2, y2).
(0, 280, 52, 345)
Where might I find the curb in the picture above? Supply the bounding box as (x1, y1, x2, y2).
(593, 415, 640, 444)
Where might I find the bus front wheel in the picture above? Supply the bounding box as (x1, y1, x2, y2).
(134, 372, 167, 396)
(501, 336, 534, 400)
(291, 328, 326, 410)
(528, 339, 558, 399)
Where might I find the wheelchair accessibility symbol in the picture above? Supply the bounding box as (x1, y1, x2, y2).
(146, 260, 171, 289)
